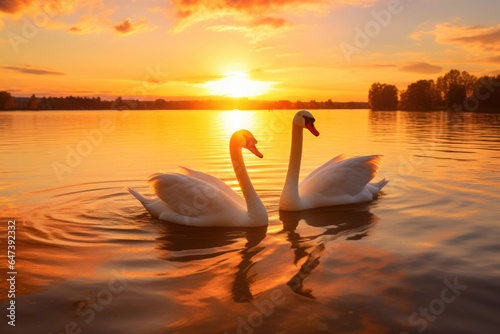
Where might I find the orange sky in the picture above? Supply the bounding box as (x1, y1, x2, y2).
(1, 0, 499, 102)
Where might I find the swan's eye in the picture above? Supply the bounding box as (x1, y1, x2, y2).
(303, 116, 315, 126)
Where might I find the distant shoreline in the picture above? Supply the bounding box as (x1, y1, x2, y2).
(2, 108, 499, 113)
(0, 93, 370, 111)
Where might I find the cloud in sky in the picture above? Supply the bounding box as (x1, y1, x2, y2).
(1, 0, 378, 42)
(0, 0, 32, 14)
(0, 0, 103, 32)
(398, 62, 443, 75)
(0, 0, 103, 15)
(113, 18, 149, 35)
(170, 0, 379, 32)
(68, 9, 114, 34)
(411, 21, 500, 52)
(68, 11, 151, 35)
(208, 16, 293, 43)
(249, 17, 290, 29)
(484, 55, 500, 63)
(1, 65, 66, 75)
(468, 55, 500, 64)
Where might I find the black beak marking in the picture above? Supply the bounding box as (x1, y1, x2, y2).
(303, 116, 315, 126)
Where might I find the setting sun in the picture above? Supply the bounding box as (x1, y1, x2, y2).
(204, 72, 273, 98)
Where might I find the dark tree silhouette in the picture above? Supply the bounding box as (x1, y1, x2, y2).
(476, 75, 500, 110)
(461, 71, 479, 96)
(368, 82, 398, 111)
(154, 99, 168, 109)
(28, 94, 38, 110)
(398, 89, 408, 110)
(0, 91, 17, 110)
(446, 83, 466, 109)
(112, 96, 126, 110)
(400, 80, 441, 110)
(437, 69, 478, 99)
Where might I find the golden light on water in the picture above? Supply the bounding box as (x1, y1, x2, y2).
(222, 109, 256, 133)
(2, 109, 500, 333)
(204, 71, 273, 98)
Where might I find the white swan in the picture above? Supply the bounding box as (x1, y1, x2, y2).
(279, 110, 389, 211)
(128, 130, 268, 227)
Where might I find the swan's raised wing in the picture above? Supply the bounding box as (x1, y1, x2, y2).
(149, 173, 245, 221)
(299, 155, 383, 202)
(178, 166, 245, 208)
(301, 154, 345, 185)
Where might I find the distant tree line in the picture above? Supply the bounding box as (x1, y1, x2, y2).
(369, 69, 500, 111)
(0, 91, 369, 111)
(294, 100, 369, 109)
(0, 92, 109, 111)
(0, 91, 19, 110)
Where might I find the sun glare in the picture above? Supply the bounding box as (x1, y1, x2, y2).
(222, 109, 256, 133)
(205, 72, 272, 98)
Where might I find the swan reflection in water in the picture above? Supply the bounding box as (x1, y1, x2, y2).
(279, 202, 378, 299)
(152, 219, 267, 303)
(149, 202, 376, 302)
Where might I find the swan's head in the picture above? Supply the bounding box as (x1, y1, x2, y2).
(232, 129, 263, 159)
(294, 110, 319, 136)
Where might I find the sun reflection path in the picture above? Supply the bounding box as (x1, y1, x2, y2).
(221, 109, 256, 134)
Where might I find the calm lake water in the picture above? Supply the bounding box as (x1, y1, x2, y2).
(1, 109, 500, 334)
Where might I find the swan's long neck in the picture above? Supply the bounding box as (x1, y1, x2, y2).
(230, 141, 267, 223)
(280, 123, 303, 209)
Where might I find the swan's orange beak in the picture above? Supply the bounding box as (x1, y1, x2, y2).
(248, 145, 263, 159)
(306, 122, 319, 136)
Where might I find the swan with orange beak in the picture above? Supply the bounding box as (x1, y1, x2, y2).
(280, 110, 389, 211)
